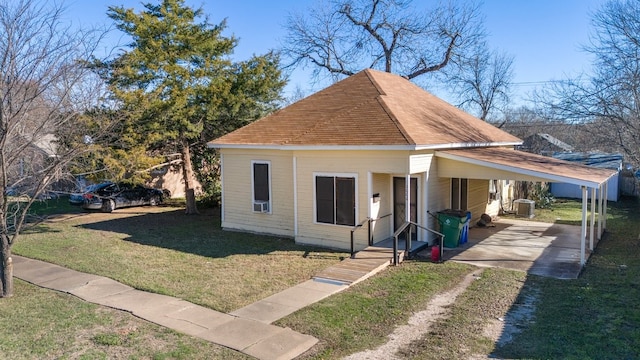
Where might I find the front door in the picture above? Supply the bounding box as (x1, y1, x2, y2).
(393, 177, 418, 240)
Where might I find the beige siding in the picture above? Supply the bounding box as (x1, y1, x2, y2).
(409, 153, 433, 173)
(438, 157, 550, 182)
(220, 149, 295, 237)
(426, 158, 449, 243)
(467, 179, 489, 224)
(294, 150, 409, 250)
(371, 173, 393, 244)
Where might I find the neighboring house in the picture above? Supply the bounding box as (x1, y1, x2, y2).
(147, 164, 203, 198)
(519, 133, 574, 156)
(550, 152, 623, 202)
(6, 133, 60, 193)
(208, 69, 615, 264)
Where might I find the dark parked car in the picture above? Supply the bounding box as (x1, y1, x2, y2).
(82, 182, 164, 212)
(69, 181, 114, 205)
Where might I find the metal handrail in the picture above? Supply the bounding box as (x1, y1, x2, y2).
(350, 213, 393, 258)
(350, 218, 370, 258)
(369, 213, 392, 246)
(392, 221, 445, 266)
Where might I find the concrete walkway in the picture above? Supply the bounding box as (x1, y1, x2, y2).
(230, 279, 348, 324)
(14, 239, 416, 359)
(13, 255, 346, 360)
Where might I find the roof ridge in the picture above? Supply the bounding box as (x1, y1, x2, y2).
(364, 70, 415, 145)
(363, 69, 387, 95)
(284, 71, 395, 145)
(375, 96, 415, 145)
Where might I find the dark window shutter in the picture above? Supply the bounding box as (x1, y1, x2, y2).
(316, 176, 334, 224)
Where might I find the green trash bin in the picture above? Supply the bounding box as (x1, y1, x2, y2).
(438, 210, 467, 248)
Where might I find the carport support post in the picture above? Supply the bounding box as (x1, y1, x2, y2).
(598, 183, 603, 239)
(580, 186, 587, 266)
(405, 175, 411, 257)
(603, 181, 608, 230)
(590, 187, 596, 251)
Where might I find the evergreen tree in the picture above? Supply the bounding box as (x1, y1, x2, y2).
(96, 0, 285, 213)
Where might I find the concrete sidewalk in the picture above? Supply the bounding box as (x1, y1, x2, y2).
(13, 255, 330, 360)
(231, 278, 348, 324)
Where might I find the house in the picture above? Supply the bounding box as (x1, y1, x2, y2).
(146, 163, 203, 199)
(208, 69, 616, 265)
(6, 133, 60, 193)
(550, 152, 623, 201)
(499, 133, 575, 210)
(519, 133, 573, 156)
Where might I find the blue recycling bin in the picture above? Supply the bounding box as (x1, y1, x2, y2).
(459, 211, 471, 244)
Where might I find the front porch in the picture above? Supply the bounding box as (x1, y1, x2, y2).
(314, 239, 428, 285)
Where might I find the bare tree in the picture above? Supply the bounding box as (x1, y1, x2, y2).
(282, 0, 485, 81)
(538, 0, 640, 166)
(0, 0, 108, 297)
(447, 43, 514, 121)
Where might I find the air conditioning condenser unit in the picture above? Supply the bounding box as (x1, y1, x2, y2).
(514, 199, 535, 218)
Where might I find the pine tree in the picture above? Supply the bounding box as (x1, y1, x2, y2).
(97, 0, 285, 213)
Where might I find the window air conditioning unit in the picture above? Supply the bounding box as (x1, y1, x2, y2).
(514, 199, 535, 218)
(253, 201, 269, 213)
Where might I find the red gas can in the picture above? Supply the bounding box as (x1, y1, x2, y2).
(431, 245, 440, 262)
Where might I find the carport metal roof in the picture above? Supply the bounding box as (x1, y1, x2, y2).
(435, 147, 618, 268)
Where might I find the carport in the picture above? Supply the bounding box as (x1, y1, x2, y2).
(444, 219, 586, 279)
(435, 147, 618, 268)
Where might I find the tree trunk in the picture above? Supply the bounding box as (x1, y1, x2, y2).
(1, 234, 14, 298)
(181, 141, 199, 215)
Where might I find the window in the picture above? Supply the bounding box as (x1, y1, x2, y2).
(451, 178, 468, 210)
(252, 161, 270, 212)
(315, 175, 355, 226)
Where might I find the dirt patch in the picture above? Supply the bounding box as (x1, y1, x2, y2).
(343, 268, 485, 360)
(481, 286, 539, 347)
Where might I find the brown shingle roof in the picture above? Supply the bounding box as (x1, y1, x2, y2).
(437, 147, 617, 187)
(209, 69, 522, 148)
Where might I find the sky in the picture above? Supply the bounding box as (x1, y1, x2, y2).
(63, 0, 607, 105)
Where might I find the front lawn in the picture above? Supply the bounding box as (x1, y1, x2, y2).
(9, 197, 640, 359)
(0, 280, 249, 359)
(14, 204, 348, 313)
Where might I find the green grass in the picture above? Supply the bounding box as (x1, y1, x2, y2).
(275, 261, 475, 358)
(494, 197, 640, 359)
(0, 280, 248, 359)
(275, 198, 640, 359)
(14, 205, 347, 313)
(501, 197, 587, 225)
(9, 197, 640, 359)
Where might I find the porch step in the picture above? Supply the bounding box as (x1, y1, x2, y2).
(313, 246, 405, 285)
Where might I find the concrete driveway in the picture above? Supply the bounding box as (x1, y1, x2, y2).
(444, 218, 588, 279)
